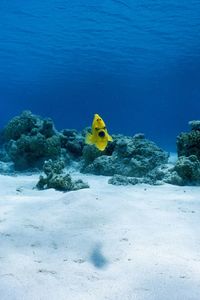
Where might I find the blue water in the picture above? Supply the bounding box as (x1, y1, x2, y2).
(0, 0, 200, 150)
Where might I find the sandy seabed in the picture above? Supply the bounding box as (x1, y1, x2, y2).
(0, 173, 200, 300)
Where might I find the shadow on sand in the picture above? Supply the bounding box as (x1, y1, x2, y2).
(90, 243, 108, 269)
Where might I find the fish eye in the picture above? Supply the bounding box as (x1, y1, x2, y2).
(98, 131, 105, 138)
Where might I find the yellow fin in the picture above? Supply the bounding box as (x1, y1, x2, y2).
(96, 141, 107, 151)
(107, 134, 113, 142)
(85, 133, 94, 145)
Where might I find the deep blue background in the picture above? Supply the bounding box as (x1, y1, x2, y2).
(0, 0, 200, 150)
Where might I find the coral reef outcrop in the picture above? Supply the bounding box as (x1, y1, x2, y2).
(36, 159, 89, 191)
(166, 121, 200, 185)
(177, 120, 200, 159)
(81, 134, 169, 182)
(4, 111, 61, 170)
(164, 155, 200, 186)
(6, 111, 200, 187)
(3, 111, 86, 170)
(60, 129, 85, 159)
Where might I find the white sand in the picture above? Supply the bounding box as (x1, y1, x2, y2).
(0, 173, 200, 300)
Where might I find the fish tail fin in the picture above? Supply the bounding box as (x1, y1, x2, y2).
(96, 141, 107, 151)
(85, 133, 94, 145)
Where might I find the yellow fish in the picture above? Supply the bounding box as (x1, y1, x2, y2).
(85, 114, 113, 151)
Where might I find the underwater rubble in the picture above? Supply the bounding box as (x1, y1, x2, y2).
(1, 112, 200, 187)
(36, 159, 89, 192)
